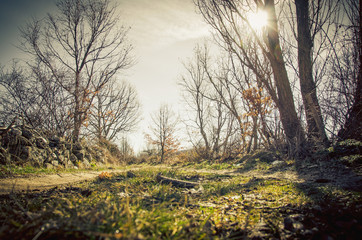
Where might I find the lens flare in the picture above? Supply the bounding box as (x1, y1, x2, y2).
(248, 10, 268, 31)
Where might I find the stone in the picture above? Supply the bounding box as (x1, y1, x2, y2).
(45, 163, 54, 169)
(271, 160, 284, 166)
(74, 151, 84, 161)
(58, 155, 65, 164)
(85, 153, 92, 161)
(73, 142, 82, 151)
(283, 216, 305, 232)
(49, 136, 60, 147)
(284, 217, 294, 231)
(73, 150, 85, 161)
(22, 146, 32, 159)
(70, 153, 77, 162)
(51, 160, 59, 167)
(66, 160, 74, 168)
(293, 222, 304, 231)
(36, 137, 48, 149)
(65, 143, 72, 150)
(249, 221, 271, 239)
(51, 152, 57, 159)
(10, 128, 22, 137)
(21, 128, 33, 139)
(127, 171, 136, 178)
(82, 159, 91, 168)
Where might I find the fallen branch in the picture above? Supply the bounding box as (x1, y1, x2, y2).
(156, 174, 200, 189)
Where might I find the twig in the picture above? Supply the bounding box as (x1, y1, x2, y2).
(156, 174, 200, 188)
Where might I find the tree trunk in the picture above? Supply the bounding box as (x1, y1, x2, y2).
(264, 0, 306, 155)
(338, 0, 362, 141)
(295, 0, 329, 147)
(72, 72, 81, 143)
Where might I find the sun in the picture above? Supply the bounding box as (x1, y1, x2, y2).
(247, 10, 268, 31)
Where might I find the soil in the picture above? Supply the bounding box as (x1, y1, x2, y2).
(0, 168, 141, 195)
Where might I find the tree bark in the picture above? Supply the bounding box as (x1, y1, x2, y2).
(338, 0, 362, 141)
(295, 0, 329, 147)
(73, 72, 82, 142)
(264, 0, 306, 154)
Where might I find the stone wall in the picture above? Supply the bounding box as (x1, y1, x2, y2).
(0, 124, 110, 169)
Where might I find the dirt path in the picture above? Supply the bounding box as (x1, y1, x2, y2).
(0, 165, 299, 195)
(1, 162, 361, 195)
(0, 168, 141, 195)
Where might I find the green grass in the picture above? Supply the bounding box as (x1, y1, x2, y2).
(1, 165, 361, 239)
(0, 163, 131, 178)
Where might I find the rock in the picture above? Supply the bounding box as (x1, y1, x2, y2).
(284, 217, 294, 231)
(271, 160, 284, 166)
(66, 160, 74, 168)
(249, 220, 272, 239)
(58, 155, 65, 164)
(73, 142, 82, 151)
(0, 146, 8, 164)
(74, 150, 84, 161)
(51, 160, 59, 167)
(82, 159, 91, 168)
(49, 136, 60, 147)
(85, 153, 92, 162)
(1, 124, 110, 169)
(51, 152, 57, 160)
(21, 146, 32, 159)
(293, 222, 304, 231)
(70, 153, 77, 162)
(58, 143, 66, 152)
(127, 171, 136, 178)
(45, 163, 54, 169)
(65, 143, 72, 150)
(36, 137, 48, 149)
(283, 215, 305, 232)
(21, 128, 33, 139)
(10, 128, 22, 137)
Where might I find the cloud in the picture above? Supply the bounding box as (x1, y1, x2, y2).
(118, 0, 211, 51)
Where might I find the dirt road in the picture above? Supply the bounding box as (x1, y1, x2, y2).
(0, 165, 298, 195)
(1, 162, 361, 195)
(0, 168, 141, 195)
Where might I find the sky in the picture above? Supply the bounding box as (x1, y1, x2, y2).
(0, 0, 214, 153)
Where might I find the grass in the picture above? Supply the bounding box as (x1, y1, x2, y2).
(0, 164, 361, 239)
(0, 163, 131, 178)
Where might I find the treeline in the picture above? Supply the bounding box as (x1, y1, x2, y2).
(178, 0, 361, 159)
(0, 0, 140, 146)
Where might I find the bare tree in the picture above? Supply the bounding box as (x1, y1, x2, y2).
(0, 63, 73, 136)
(87, 80, 140, 141)
(180, 44, 275, 157)
(295, 0, 329, 147)
(119, 135, 134, 162)
(279, 0, 342, 144)
(338, 0, 362, 141)
(0, 64, 36, 126)
(180, 46, 213, 157)
(19, 0, 133, 142)
(145, 105, 180, 162)
(195, 0, 306, 156)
